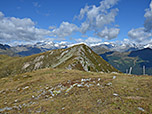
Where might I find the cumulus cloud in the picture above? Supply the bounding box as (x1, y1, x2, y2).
(128, 0, 152, 43)
(76, 37, 102, 43)
(128, 28, 152, 42)
(97, 27, 120, 40)
(33, 2, 41, 8)
(0, 12, 4, 18)
(51, 0, 120, 40)
(49, 26, 56, 30)
(144, 1, 152, 32)
(0, 11, 51, 43)
(78, 0, 119, 39)
(51, 21, 78, 39)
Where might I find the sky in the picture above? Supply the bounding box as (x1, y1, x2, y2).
(0, 0, 152, 45)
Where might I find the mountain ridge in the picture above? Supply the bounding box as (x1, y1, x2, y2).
(0, 44, 118, 78)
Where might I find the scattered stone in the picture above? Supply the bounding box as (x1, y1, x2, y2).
(97, 99, 102, 104)
(23, 86, 29, 90)
(77, 84, 83, 87)
(0, 107, 12, 112)
(22, 103, 27, 107)
(84, 83, 90, 88)
(113, 76, 116, 79)
(97, 83, 100, 86)
(49, 89, 55, 96)
(111, 72, 118, 74)
(81, 78, 91, 82)
(106, 82, 112, 86)
(14, 99, 18, 103)
(113, 93, 118, 96)
(23, 75, 28, 78)
(136, 88, 139, 91)
(53, 90, 61, 95)
(66, 86, 73, 93)
(98, 78, 101, 81)
(45, 87, 49, 90)
(32, 95, 35, 98)
(138, 107, 145, 112)
(93, 81, 96, 84)
(0, 90, 4, 94)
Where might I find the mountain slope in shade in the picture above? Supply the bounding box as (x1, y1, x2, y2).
(0, 44, 17, 57)
(94, 48, 152, 75)
(0, 44, 118, 78)
(129, 48, 152, 67)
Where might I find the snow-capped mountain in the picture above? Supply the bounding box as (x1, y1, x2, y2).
(35, 41, 68, 49)
(91, 42, 148, 52)
(1, 40, 152, 56)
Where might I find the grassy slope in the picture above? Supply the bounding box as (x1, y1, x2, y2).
(0, 44, 118, 78)
(0, 68, 151, 114)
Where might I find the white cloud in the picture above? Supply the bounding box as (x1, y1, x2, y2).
(0, 11, 51, 43)
(97, 27, 120, 40)
(79, 22, 90, 34)
(85, 37, 102, 43)
(128, 28, 152, 42)
(144, 0, 152, 32)
(78, 5, 89, 20)
(33, 2, 41, 8)
(51, 21, 78, 39)
(0, 12, 4, 18)
(95, 8, 118, 28)
(78, 0, 119, 39)
(76, 37, 102, 43)
(128, 0, 152, 43)
(49, 0, 120, 41)
(49, 26, 56, 30)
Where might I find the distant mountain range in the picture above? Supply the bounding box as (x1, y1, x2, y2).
(1, 41, 152, 56)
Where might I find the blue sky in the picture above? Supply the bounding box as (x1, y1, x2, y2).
(0, 0, 152, 45)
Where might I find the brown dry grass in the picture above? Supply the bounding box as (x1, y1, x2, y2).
(0, 68, 151, 114)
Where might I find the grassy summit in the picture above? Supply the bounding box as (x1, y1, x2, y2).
(0, 68, 151, 113)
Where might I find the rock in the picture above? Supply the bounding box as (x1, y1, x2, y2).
(93, 81, 96, 84)
(81, 78, 91, 82)
(84, 83, 90, 88)
(138, 107, 145, 112)
(66, 86, 73, 93)
(53, 90, 61, 95)
(97, 99, 102, 104)
(106, 82, 112, 86)
(98, 78, 101, 81)
(49, 89, 54, 96)
(14, 99, 18, 103)
(23, 75, 28, 78)
(77, 84, 83, 87)
(32, 95, 35, 98)
(0, 107, 12, 112)
(23, 86, 29, 90)
(113, 76, 116, 79)
(97, 83, 100, 86)
(113, 93, 118, 96)
(73, 83, 78, 87)
(45, 87, 49, 90)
